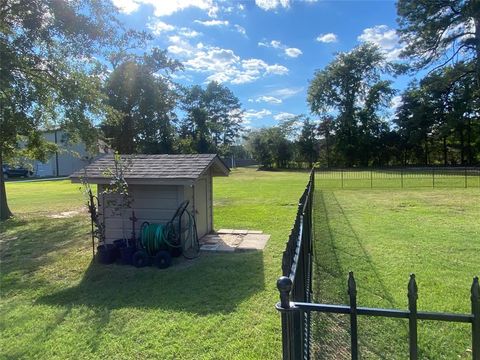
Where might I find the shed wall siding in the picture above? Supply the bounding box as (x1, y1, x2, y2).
(98, 177, 214, 244)
(99, 184, 184, 243)
(194, 175, 208, 238)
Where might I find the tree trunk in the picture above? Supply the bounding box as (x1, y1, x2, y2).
(443, 136, 448, 166)
(424, 137, 429, 165)
(467, 117, 472, 165)
(0, 151, 13, 221)
(474, 15, 480, 88)
(459, 128, 465, 165)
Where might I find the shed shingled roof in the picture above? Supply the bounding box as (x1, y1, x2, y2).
(70, 154, 229, 183)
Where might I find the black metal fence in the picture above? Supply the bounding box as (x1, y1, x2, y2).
(276, 170, 480, 360)
(276, 169, 315, 360)
(315, 167, 480, 188)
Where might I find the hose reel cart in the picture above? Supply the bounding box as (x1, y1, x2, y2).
(132, 200, 200, 269)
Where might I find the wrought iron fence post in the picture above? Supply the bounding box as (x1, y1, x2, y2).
(465, 167, 468, 188)
(408, 274, 418, 360)
(341, 169, 344, 189)
(348, 272, 359, 360)
(277, 276, 303, 360)
(432, 168, 435, 188)
(370, 169, 373, 189)
(401, 168, 404, 188)
(472, 277, 480, 360)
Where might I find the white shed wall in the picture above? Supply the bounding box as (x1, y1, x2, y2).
(99, 184, 184, 243)
(98, 179, 214, 244)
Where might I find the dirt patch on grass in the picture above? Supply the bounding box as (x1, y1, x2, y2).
(48, 209, 86, 219)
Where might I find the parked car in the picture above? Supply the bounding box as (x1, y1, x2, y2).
(2, 165, 33, 180)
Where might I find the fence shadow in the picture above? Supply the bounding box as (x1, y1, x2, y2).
(312, 190, 411, 359)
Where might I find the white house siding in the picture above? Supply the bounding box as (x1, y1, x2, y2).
(34, 131, 91, 177)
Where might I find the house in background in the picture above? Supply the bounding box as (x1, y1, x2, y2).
(33, 129, 110, 177)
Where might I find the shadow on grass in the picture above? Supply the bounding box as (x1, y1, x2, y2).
(313, 190, 407, 359)
(38, 251, 265, 316)
(1, 216, 88, 273)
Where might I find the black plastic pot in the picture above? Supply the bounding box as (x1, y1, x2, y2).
(97, 244, 117, 264)
(119, 246, 136, 265)
(113, 239, 127, 249)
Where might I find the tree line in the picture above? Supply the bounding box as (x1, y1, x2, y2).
(247, 1, 480, 169)
(101, 50, 244, 155)
(1, 0, 480, 219)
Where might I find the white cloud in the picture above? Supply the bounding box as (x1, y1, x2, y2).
(255, 0, 290, 11)
(357, 25, 403, 61)
(390, 95, 403, 111)
(265, 64, 289, 75)
(274, 112, 296, 121)
(186, 47, 240, 72)
(178, 28, 201, 38)
(358, 25, 398, 50)
(231, 73, 258, 84)
(169, 37, 289, 85)
(167, 35, 195, 56)
(244, 109, 272, 120)
(148, 20, 175, 35)
(270, 87, 303, 99)
(270, 40, 282, 48)
(234, 24, 246, 36)
(112, 0, 140, 14)
(194, 19, 229, 26)
(255, 96, 282, 104)
(168, 45, 193, 56)
(316, 33, 338, 43)
(111, 0, 214, 17)
(285, 47, 302, 58)
(259, 40, 302, 58)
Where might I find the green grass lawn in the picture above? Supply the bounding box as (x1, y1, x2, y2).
(312, 184, 480, 359)
(1, 168, 309, 360)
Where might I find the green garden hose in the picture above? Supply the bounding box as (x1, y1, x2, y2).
(139, 207, 199, 259)
(141, 223, 169, 255)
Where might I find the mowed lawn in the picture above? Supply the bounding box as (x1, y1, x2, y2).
(0, 168, 309, 360)
(312, 183, 480, 359)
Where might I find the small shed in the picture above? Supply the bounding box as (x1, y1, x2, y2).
(70, 154, 230, 243)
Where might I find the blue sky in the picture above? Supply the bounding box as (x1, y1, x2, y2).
(112, 0, 410, 127)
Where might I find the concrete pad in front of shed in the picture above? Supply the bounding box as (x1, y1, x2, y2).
(236, 234, 270, 251)
(217, 229, 234, 234)
(199, 231, 269, 253)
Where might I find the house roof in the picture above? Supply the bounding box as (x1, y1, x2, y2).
(70, 154, 230, 185)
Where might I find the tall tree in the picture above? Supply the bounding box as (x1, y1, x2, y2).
(0, 0, 139, 220)
(397, 0, 480, 86)
(307, 43, 394, 166)
(203, 82, 243, 148)
(179, 82, 243, 154)
(101, 49, 182, 154)
(394, 83, 435, 165)
(297, 118, 319, 168)
(246, 127, 293, 168)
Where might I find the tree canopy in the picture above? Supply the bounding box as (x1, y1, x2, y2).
(101, 49, 182, 154)
(179, 81, 244, 155)
(308, 43, 395, 166)
(397, 0, 480, 86)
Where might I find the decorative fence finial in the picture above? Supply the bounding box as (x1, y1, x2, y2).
(277, 276, 293, 309)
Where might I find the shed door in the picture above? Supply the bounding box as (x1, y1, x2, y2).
(194, 178, 208, 238)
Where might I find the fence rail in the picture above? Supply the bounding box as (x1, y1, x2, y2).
(276, 169, 480, 360)
(315, 166, 480, 188)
